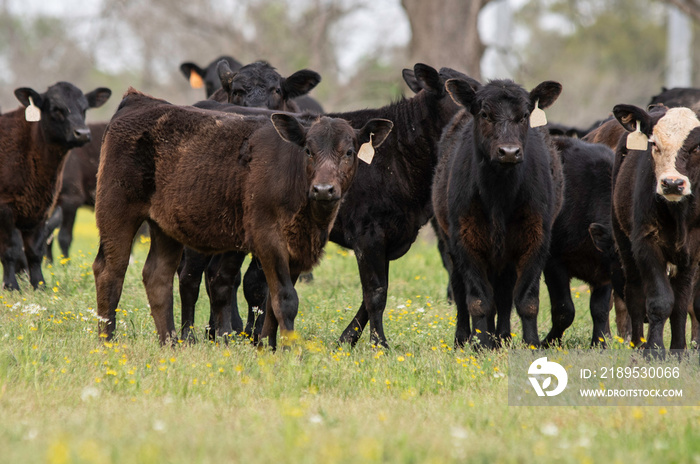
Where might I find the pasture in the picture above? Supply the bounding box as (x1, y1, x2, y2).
(0, 210, 699, 463)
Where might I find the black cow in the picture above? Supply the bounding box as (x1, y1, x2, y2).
(611, 104, 700, 353)
(432, 77, 563, 348)
(543, 136, 617, 347)
(0, 82, 111, 290)
(180, 55, 243, 98)
(211, 60, 321, 113)
(180, 56, 324, 113)
(648, 87, 700, 110)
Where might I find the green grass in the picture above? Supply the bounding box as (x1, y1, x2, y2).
(1, 208, 699, 463)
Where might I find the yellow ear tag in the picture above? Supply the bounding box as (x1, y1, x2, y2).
(626, 120, 648, 151)
(530, 100, 547, 128)
(25, 96, 41, 122)
(358, 133, 375, 164)
(189, 71, 204, 89)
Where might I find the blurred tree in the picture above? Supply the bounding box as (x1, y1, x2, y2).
(401, 0, 492, 80)
(514, 0, 670, 127)
(664, 0, 700, 21)
(0, 6, 95, 112)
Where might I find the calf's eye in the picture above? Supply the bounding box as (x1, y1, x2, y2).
(345, 149, 354, 158)
(305, 147, 312, 157)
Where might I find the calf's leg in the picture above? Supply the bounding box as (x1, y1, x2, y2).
(57, 201, 80, 258)
(589, 284, 613, 347)
(21, 225, 47, 289)
(494, 268, 516, 344)
(449, 239, 495, 348)
(690, 289, 700, 348)
(542, 260, 574, 346)
(0, 210, 22, 290)
(613, 293, 631, 342)
(178, 248, 210, 341)
(635, 247, 674, 352)
(613, 229, 646, 348)
(93, 221, 143, 340)
(449, 263, 471, 348)
(258, 249, 298, 349)
(667, 267, 694, 350)
(205, 251, 246, 339)
(141, 222, 183, 345)
(339, 242, 389, 348)
(243, 256, 268, 339)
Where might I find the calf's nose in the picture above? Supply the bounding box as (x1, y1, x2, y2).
(661, 177, 686, 196)
(73, 128, 91, 143)
(497, 145, 522, 163)
(311, 184, 336, 201)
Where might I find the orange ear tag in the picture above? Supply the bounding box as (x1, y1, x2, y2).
(189, 72, 204, 89)
(530, 100, 547, 128)
(626, 120, 648, 150)
(358, 133, 375, 164)
(25, 96, 41, 122)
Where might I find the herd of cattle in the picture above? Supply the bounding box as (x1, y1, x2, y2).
(2, 54, 700, 358)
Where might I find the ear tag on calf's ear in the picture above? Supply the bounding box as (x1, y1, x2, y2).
(626, 120, 648, 151)
(358, 133, 375, 164)
(25, 96, 41, 122)
(189, 72, 204, 89)
(530, 100, 547, 128)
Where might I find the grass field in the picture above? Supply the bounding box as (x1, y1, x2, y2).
(1, 209, 699, 463)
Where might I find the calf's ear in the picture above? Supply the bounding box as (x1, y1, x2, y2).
(180, 62, 205, 87)
(14, 87, 43, 109)
(613, 104, 653, 135)
(271, 113, 307, 146)
(357, 119, 394, 149)
(86, 88, 112, 108)
(217, 60, 236, 96)
(402, 69, 421, 94)
(282, 70, 322, 100)
(413, 63, 443, 95)
(445, 78, 480, 114)
(530, 81, 562, 110)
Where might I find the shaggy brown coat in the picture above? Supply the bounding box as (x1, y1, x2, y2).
(92, 89, 391, 345)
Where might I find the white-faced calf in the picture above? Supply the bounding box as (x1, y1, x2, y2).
(611, 104, 700, 353)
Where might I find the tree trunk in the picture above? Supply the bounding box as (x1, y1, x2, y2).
(401, 0, 492, 81)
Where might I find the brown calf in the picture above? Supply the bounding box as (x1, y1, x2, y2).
(92, 89, 392, 345)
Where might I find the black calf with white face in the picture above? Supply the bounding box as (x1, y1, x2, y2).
(445, 79, 562, 165)
(14, 82, 111, 149)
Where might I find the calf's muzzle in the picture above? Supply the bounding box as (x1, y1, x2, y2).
(497, 145, 522, 164)
(311, 183, 338, 202)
